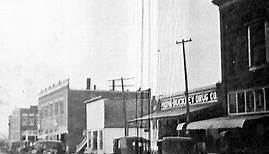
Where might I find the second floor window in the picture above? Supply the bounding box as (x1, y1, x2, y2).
(248, 20, 269, 70)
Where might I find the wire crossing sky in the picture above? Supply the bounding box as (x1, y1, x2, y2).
(0, 0, 220, 137)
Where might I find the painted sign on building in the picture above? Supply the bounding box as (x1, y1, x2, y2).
(161, 90, 217, 110)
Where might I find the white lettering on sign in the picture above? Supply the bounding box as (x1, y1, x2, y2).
(161, 91, 217, 110)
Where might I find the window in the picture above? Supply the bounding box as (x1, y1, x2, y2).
(22, 114, 28, 126)
(29, 116, 35, 126)
(248, 20, 269, 69)
(55, 102, 59, 115)
(88, 131, 91, 148)
(228, 93, 236, 113)
(246, 91, 254, 112)
(50, 104, 53, 116)
(255, 89, 264, 111)
(228, 87, 269, 115)
(93, 131, 98, 150)
(237, 92, 245, 113)
(44, 105, 48, 118)
(60, 101, 65, 114)
(266, 88, 269, 110)
(99, 130, 103, 150)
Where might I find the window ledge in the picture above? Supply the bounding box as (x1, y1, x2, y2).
(249, 64, 269, 72)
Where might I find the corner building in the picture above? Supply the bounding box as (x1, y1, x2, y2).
(182, 0, 269, 153)
(38, 79, 140, 153)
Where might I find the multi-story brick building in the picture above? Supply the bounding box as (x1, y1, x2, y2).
(8, 106, 38, 143)
(181, 0, 269, 153)
(37, 79, 145, 153)
(212, 0, 269, 114)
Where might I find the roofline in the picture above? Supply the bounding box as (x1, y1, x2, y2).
(212, 0, 246, 8)
(38, 79, 69, 97)
(70, 89, 137, 93)
(84, 96, 103, 104)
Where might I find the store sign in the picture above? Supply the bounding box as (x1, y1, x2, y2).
(161, 90, 217, 110)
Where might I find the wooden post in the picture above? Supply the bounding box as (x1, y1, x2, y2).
(176, 39, 192, 126)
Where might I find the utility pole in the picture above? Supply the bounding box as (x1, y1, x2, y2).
(121, 77, 127, 137)
(108, 77, 134, 91)
(176, 38, 192, 125)
(147, 88, 151, 153)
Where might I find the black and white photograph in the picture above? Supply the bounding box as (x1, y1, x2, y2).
(0, 0, 269, 154)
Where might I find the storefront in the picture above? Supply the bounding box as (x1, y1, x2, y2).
(131, 84, 224, 152)
(182, 85, 269, 153)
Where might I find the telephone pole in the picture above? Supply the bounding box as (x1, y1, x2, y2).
(108, 77, 134, 91)
(121, 77, 128, 137)
(176, 38, 192, 125)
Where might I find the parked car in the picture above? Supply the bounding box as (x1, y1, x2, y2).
(8, 141, 22, 154)
(112, 136, 150, 154)
(18, 140, 35, 154)
(31, 140, 66, 154)
(159, 136, 196, 154)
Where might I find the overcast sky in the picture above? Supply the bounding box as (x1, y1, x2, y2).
(0, 0, 220, 137)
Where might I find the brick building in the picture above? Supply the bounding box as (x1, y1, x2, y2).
(8, 106, 38, 143)
(180, 0, 269, 153)
(212, 0, 269, 114)
(37, 79, 145, 153)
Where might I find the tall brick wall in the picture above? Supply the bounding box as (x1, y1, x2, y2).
(216, 0, 269, 91)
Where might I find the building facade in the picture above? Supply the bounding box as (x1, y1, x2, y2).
(213, 0, 269, 115)
(84, 93, 150, 154)
(178, 1, 269, 153)
(132, 84, 223, 152)
(8, 106, 38, 143)
(38, 79, 145, 153)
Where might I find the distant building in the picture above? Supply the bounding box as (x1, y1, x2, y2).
(8, 106, 38, 143)
(38, 78, 148, 153)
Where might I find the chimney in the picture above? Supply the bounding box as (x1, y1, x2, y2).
(86, 78, 91, 90)
(93, 85, 96, 90)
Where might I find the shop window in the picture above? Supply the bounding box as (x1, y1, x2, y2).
(228, 93, 236, 113)
(248, 21, 269, 70)
(266, 88, 269, 111)
(88, 131, 91, 148)
(255, 89, 265, 111)
(93, 131, 97, 150)
(237, 92, 245, 113)
(99, 130, 103, 150)
(246, 91, 254, 112)
(228, 87, 269, 115)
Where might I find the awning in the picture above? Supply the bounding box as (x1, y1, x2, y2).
(129, 102, 220, 122)
(185, 114, 269, 130)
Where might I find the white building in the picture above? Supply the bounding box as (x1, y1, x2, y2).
(84, 95, 149, 154)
